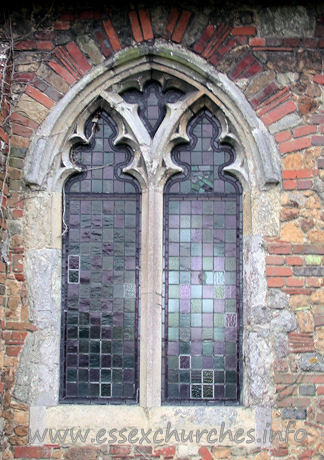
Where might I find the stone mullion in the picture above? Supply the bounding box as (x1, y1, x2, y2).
(139, 185, 164, 407)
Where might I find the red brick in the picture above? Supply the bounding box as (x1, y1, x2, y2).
(314, 75, 324, 85)
(283, 288, 312, 295)
(54, 20, 70, 30)
(66, 42, 91, 74)
(293, 244, 324, 254)
(164, 7, 180, 39)
(201, 23, 230, 59)
(172, 10, 191, 43)
(194, 24, 215, 54)
(262, 100, 297, 126)
(316, 413, 324, 424)
(286, 277, 304, 287)
(318, 386, 324, 395)
(250, 83, 280, 109)
(15, 40, 37, 50)
(286, 256, 303, 266)
(37, 41, 54, 50)
(280, 137, 312, 154)
(232, 26, 256, 36)
(297, 179, 313, 190)
(312, 135, 324, 146)
(277, 397, 311, 408)
(14, 446, 51, 458)
(293, 125, 318, 138)
(249, 37, 265, 46)
(289, 332, 315, 352)
(109, 445, 131, 455)
(242, 61, 263, 78)
(266, 255, 285, 265)
(198, 447, 213, 460)
(284, 38, 300, 47)
(138, 9, 153, 41)
(275, 130, 291, 143)
(59, 12, 75, 21)
(283, 179, 296, 190)
(306, 277, 321, 287)
(95, 31, 113, 58)
(283, 169, 313, 179)
(13, 72, 35, 82)
(268, 243, 292, 254)
(5, 321, 37, 332)
(103, 18, 121, 51)
(26, 85, 54, 109)
(11, 112, 38, 129)
(271, 447, 289, 457)
(129, 11, 143, 42)
(214, 38, 235, 58)
(231, 54, 255, 79)
(267, 277, 285, 287)
(6, 345, 22, 356)
(0, 126, 9, 144)
(266, 266, 293, 277)
(153, 446, 176, 457)
(48, 59, 76, 85)
(12, 123, 33, 138)
(3, 331, 27, 345)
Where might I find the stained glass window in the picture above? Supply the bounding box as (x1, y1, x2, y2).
(60, 111, 141, 403)
(163, 109, 242, 403)
(121, 80, 183, 137)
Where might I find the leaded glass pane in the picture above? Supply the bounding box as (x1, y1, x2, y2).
(121, 80, 183, 137)
(61, 111, 141, 403)
(163, 109, 242, 404)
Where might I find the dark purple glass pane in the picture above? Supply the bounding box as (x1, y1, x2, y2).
(61, 111, 141, 403)
(121, 81, 183, 137)
(163, 109, 242, 403)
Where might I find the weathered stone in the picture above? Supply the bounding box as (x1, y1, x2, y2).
(282, 408, 307, 420)
(269, 113, 301, 134)
(299, 353, 324, 372)
(301, 218, 314, 233)
(280, 207, 299, 221)
(271, 310, 297, 332)
(77, 35, 104, 65)
(17, 94, 49, 125)
(246, 331, 274, 405)
(244, 70, 275, 99)
(281, 222, 304, 243)
(311, 290, 324, 304)
(305, 255, 322, 265)
(257, 6, 314, 37)
(297, 310, 314, 333)
(36, 63, 69, 94)
(308, 229, 324, 243)
(315, 327, 324, 353)
(299, 384, 316, 396)
(294, 266, 324, 277)
(64, 446, 99, 460)
(282, 153, 303, 170)
(273, 331, 289, 358)
(13, 249, 60, 406)
(211, 446, 231, 458)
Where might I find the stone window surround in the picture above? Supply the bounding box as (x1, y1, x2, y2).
(16, 42, 282, 447)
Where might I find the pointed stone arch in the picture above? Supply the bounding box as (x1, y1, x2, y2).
(24, 42, 281, 193)
(16, 41, 282, 443)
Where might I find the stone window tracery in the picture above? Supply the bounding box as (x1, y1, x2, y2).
(60, 73, 242, 405)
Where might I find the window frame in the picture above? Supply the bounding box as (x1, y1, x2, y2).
(21, 47, 281, 447)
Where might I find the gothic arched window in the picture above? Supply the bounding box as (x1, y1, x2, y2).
(163, 109, 242, 403)
(60, 76, 242, 406)
(60, 112, 141, 403)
